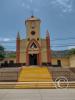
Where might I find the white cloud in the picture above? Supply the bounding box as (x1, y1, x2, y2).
(0, 38, 14, 42)
(68, 46, 75, 49)
(21, 1, 31, 10)
(3, 38, 10, 42)
(51, 0, 73, 13)
(20, 0, 39, 13)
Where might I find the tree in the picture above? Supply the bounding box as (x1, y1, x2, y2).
(68, 48, 75, 55)
(0, 45, 5, 60)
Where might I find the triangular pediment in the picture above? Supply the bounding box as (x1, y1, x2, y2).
(30, 42, 37, 48)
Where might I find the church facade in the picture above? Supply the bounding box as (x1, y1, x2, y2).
(16, 16, 51, 65)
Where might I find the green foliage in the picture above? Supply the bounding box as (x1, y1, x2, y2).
(0, 45, 5, 60)
(6, 53, 16, 58)
(68, 48, 75, 55)
(0, 45, 4, 52)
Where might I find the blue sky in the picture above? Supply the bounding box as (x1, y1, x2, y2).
(0, 0, 75, 51)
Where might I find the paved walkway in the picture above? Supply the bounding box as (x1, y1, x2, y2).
(0, 89, 75, 100)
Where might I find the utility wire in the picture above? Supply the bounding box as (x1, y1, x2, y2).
(2, 45, 75, 47)
(0, 37, 75, 43)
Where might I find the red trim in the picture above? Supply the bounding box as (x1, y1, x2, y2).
(37, 52, 41, 65)
(26, 51, 28, 65)
(38, 51, 41, 65)
(46, 36, 51, 64)
(16, 39, 20, 63)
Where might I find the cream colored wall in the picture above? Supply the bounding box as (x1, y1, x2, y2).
(20, 53, 26, 63)
(52, 57, 70, 68)
(41, 39, 47, 63)
(41, 39, 46, 48)
(0, 58, 16, 63)
(41, 50, 47, 63)
(19, 39, 71, 66)
(61, 58, 70, 68)
(51, 58, 57, 65)
(25, 20, 41, 50)
(20, 39, 26, 63)
(26, 20, 40, 40)
(69, 55, 75, 68)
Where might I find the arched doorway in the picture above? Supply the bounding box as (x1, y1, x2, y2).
(26, 39, 41, 66)
(29, 54, 37, 65)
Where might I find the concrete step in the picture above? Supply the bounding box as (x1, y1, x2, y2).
(18, 67, 53, 82)
(0, 82, 75, 89)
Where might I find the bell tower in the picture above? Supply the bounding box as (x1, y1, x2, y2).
(16, 15, 51, 66)
(25, 16, 41, 40)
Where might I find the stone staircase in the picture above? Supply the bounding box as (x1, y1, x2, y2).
(0, 66, 75, 89)
(0, 68, 20, 82)
(48, 67, 75, 81)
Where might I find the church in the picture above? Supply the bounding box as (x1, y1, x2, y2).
(16, 15, 51, 66)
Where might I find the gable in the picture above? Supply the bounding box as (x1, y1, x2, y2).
(30, 42, 37, 48)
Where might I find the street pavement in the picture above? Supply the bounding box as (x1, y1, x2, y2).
(0, 89, 75, 100)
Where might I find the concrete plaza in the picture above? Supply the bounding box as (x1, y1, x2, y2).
(0, 89, 75, 100)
